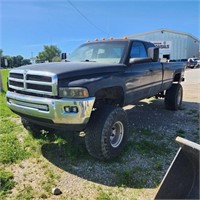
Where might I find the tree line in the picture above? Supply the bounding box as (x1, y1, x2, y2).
(0, 45, 62, 68)
(0, 49, 31, 68)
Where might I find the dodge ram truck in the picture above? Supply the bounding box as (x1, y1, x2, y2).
(6, 39, 185, 160)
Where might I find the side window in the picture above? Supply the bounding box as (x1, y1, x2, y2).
(130, 42, 147, 58)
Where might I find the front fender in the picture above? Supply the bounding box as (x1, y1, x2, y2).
(65, 73, 125, 97)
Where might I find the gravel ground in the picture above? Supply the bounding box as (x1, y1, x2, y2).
(6, 68, 200, 200)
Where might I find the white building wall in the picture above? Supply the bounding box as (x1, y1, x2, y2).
(187, 37, 199, 58)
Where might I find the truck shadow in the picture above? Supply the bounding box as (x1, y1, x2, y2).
(41, 98, 199, 188)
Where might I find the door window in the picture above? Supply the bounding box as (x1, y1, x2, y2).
(130, 42, 147, 58)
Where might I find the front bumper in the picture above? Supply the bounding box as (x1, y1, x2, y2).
(6, 91, 95, 125)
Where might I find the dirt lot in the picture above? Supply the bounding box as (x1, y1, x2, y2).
(5, 68, 200, 200)
(182, 68, 200, 102)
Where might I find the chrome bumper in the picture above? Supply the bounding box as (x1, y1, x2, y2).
(6, 91, 95, 125)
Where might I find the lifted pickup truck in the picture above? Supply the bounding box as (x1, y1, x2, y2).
(6, 39, 185, 160)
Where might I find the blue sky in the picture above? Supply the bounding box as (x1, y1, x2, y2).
(1, 0, 199, 59)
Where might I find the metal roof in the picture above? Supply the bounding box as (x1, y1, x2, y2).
(126, 29, 200, 43)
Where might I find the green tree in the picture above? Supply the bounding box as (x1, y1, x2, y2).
(37, 45, 61, 62)
(0, 49, 3, 68)
(22, 59, 31, 65)
(52, 56, 61, 62)
(0, 49, 3, 57)
(1, 56, 12, 68)
(0, 50, 31, 68)
(12, 55, 23, 67)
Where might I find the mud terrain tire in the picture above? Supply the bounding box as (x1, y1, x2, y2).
(165, 83, 183, 110)
(85, 105, 129, 160)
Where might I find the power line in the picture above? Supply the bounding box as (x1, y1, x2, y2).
(67, 0, 108, 36)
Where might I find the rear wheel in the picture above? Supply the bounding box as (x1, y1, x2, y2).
(85, 105, 129, 160)
(165, 84, 183, 110)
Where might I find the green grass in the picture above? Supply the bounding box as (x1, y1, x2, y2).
(0, 69, 9, 92)
(0, 93, 16, 117)
(126, 128, 171, 156)
(96, 191, 119, 200)
(133, 140, 170, 156)
(41, 134, 88, 162)
(115, 166, 161, 188)
(176, 129, 186, 137)
(138, 128, 154, 136)
(0, 93, 31, 164)
(16, 185, 34, 200)
(0, 169, 15, 198)
(0, 93, 19, 136)
(96, 191, 112, 200)
(0, 133, 30, 164)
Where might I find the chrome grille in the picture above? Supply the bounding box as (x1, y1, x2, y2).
(8, 69, 58, 96)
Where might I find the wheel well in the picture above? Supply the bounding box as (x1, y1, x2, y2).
(173, 73, 182, 83)
(94, 86, 124, 108)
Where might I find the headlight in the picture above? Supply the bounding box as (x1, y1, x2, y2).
(59, 87, 89, 98)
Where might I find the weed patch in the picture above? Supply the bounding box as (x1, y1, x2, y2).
(0, 93, 19, 136)
(41, 168, 60, 193)
(176, 129, 185, 137)
(96, 191, 114, 200)
(0, 169, 15, 198)
(1, 118, 22, 135)
(130, 139, 170, 156)
(138, 128, 154, 136)
(0, 133, 30, 163)
(0, 93, 16, 118)
(115, 166, 159, 188)
(16, 185, 34, 200)
(42, 139, 88, 163)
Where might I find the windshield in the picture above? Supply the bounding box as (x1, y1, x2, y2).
(68, 41, 127, 64)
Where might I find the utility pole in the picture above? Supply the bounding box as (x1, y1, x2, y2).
(31, 52, 36, 64)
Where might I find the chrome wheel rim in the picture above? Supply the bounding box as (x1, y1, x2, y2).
(110, 121, 124, 148)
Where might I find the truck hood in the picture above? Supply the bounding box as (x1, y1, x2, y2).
(18, 62, 126, 79)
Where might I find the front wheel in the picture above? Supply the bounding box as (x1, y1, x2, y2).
(85, 105, 129, 160)
(165, 84, 183, 110)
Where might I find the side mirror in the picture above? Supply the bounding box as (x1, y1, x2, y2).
(129, 57, 152, 64)
(61, 53, 67, 60)
(148, 47, 159, 62)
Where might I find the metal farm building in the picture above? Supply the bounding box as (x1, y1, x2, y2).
(127, 29, 199, 61)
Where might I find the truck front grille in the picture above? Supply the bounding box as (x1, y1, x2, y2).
(8, 70, 58, 96)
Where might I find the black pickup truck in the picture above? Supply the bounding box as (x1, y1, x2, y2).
(6, 39, 185, 160)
